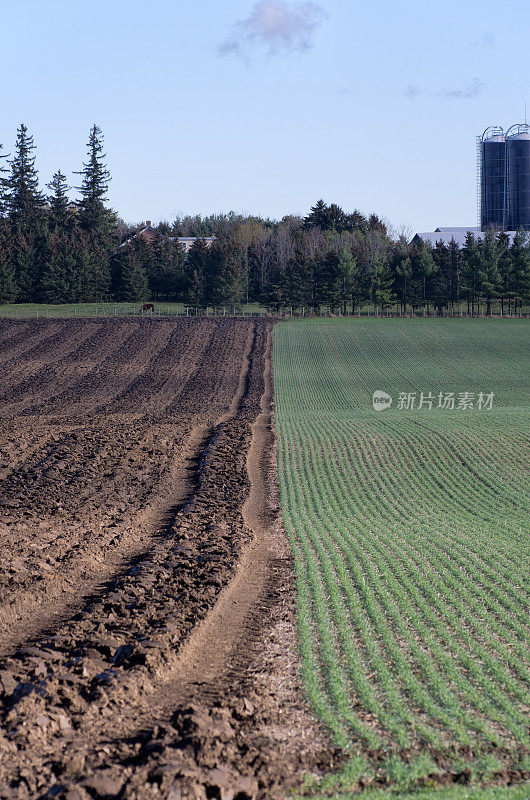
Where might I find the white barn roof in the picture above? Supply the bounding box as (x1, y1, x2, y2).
(412, 227, 518, 248)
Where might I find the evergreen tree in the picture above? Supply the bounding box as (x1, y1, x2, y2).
(461, 232, 480, 314)
(200, 238, 243, 306)
(76, 125, 111, 231)
(0, 144, 9, 216)
(5, 124, 46, 229)
(303, 199, 328, 229)
(47, 170, 71, 231)
(314, 250, 341, 308)
(150, 237, 188, 300)
(349, 257, 371, 313)
(4, 125, 47, 299)
(509, 231, 530, 316)
(410, 243, 435, 313)
(186, 238, 211, 304)
(40, 231, 80, 302)
(337, 246, 356, 314)
(432, 241, 451, 312)
(391, 236, 412, 314)
(371, 255, 394, 312)
(9, 231, 38, 301)
(118, 246, 149, 301)
(74, 125, 115, 299)
(496, 233, 512, 315)
(479, 229, 501, 315)
(447, 239, 461, 313)
(0, 226, 16, 302)
(368, 214, 387, 235)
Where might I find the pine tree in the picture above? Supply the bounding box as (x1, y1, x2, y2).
(408, 244, 436, 313)
(303, 199, 328, 229)
(76, 125, 111, 232)
(200, 239, 243, 307)
(40, 231, 80, 302)
(479, 229, 500, 315)
(117, 247, 149, 301)
(391, 236, 412, 314)
(0, 224, 16, 302)
(74, 125, 115, 299)
(5, 124, 46, 229)
(371, 255, 395, 312)
(496, 233, 511, 315)
(0, 144, 9, 216)
(509, 231, 530, 316)
(461, 232, 480, 314)
(47, 170, 71, 230)
(10, 231, 38, 301)
(186, 238, 210, 304)
(4, 125, 47, 299)
(447, 239, 461, 313)
(337, 246, 356, 314)
(150, 237, 187, 300)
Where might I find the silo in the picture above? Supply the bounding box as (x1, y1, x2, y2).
(506, 123, 530, 231)
(480, 126, 505, 231)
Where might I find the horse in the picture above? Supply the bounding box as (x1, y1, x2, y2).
(140, 303, 155, 314)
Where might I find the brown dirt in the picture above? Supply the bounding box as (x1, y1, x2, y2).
(0, 318, 338, 800)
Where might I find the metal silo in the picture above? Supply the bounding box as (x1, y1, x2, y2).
(479, 126, 505, 231)
(505, 123, 530, 231)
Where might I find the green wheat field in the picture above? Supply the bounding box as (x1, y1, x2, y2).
(273, 319, 529, 799)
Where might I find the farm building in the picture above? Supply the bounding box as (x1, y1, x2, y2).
(411, 226, 518, 248)
(119, 222, 216, 252)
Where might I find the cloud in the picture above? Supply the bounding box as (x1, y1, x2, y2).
(404, 77, 485, 100)
(404, 84, 422, 98)
(438, 77, 485, 99)
(217, 0, 327, 60)
(473, 32, 495, 48)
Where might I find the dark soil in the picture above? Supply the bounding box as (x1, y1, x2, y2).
(0, 319, 337, 800)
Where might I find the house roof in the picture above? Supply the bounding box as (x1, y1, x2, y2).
(412, 227, 518, 248)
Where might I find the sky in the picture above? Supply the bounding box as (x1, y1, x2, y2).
(1, 0, 528, 234)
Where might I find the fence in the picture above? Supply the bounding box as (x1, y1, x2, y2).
(0, 304, 527, 320)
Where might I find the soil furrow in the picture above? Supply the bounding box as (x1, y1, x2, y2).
(0, 318, 334, 800)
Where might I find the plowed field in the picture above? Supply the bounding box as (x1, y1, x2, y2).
(0, 318, 332, 800)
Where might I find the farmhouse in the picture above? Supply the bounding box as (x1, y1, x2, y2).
(119, 221, 216, 252)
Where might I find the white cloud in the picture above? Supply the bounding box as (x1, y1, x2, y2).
(438, 78, 485, 99)
(405, 78, 485, 100)
(218, 0, 328, 60)
(473, 32, 495, 48)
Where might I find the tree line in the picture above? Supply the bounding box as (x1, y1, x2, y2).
(0, 124, 529, 313)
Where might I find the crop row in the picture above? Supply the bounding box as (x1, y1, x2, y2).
(273, 319, 529, 758)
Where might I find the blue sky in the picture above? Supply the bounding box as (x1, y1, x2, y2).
(1, 0, 528, 233)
